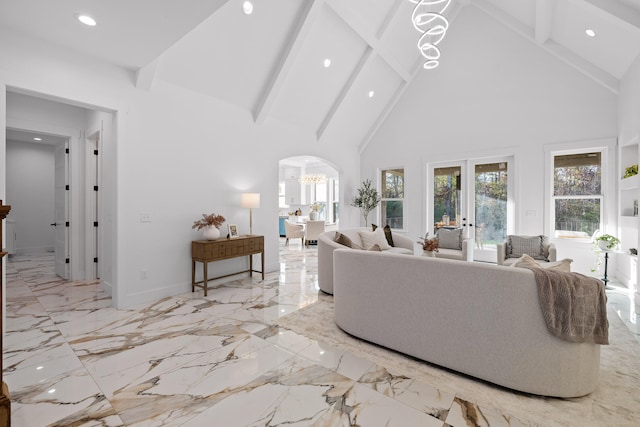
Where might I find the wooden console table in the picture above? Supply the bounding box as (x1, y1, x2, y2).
(191, 235, 264, 296)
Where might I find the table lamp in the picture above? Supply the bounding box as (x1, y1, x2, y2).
(241, 192, 260, 235)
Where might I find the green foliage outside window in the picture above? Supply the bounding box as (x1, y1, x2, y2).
(553, 152, 601, 235)
(382, 169, 404, 229)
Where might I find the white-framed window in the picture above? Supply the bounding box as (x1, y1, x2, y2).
(551, 151, 603, 238)
(380, 168, 404, 229)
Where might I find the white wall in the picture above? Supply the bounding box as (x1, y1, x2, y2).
(618, 54, 640, 290)
(619, 55, 640, 146)
(362, 6, 618, 273)
(6, 140, 55, 254)
(0, 28, 361, 308)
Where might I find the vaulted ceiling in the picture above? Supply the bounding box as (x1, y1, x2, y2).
(1, 0, 639, 150)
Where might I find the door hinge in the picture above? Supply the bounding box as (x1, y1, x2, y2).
(66, 221, 70, 227)
(66, 185, 70, 191)
(94, 185, 99, 191)
(93, 221, 98, 227)
(94, 149, 99, 155)
(65, 148, 69, 154)
(65, 258, 70, 264)
(93, 257, 98, 263)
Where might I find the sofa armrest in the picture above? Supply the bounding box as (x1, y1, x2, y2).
(392, 233, 414, 252)
(496, 241, 507, 265)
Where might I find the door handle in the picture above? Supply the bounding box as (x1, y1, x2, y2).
(50, 222, 58, 227)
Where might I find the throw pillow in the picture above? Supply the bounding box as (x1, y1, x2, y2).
(383, 225, 395, 247)
(368, 244, 382, 251)
(371, 224, 394, 247)
(334, 232, 362, 250)
(512, 254, 573, 272)
(507, 235, 546, 260)
(435, 228, 462, 250)
(358, 227, 392, 250)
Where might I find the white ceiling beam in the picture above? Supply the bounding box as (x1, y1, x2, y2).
(253, 0, 324, 124)
(472, 0, 618, 94)
(375, 0, 403, 40)
(543, 39, 619, 93)
(135, 58, 160, 91)
(535, 0, 554, 44)
(578, 0, 640, 31)
(325, 0, 412, 82)
(317, 48, 374, 140)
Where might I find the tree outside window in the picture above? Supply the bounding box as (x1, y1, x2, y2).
(381, 169, 404, 229)
(553, 152, 602, 237)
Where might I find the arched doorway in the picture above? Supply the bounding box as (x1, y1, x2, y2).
(278, 155, 339, 240)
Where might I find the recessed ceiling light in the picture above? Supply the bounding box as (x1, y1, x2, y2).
(33, 137, 42, 141)
(585, 29, 596, 37)
(242, 1, 253, 15)
(368, 91, 375, 98)
(323, 58, 331, 68)
(77, 14, 96, 26)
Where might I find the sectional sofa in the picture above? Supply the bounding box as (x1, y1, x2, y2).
(331, 248, 602, 397)
(318, 228, 414, 294)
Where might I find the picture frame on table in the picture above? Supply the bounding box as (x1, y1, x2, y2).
(228, 224, 239, 238)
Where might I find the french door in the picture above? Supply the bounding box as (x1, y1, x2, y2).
(429, 156, 514, 262)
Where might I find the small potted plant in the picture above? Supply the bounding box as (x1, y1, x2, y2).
(594, 233, 620, 251)
(418, 233, 439, 257)
(351, 179, 381, 227)
(192, 213, 226, 240)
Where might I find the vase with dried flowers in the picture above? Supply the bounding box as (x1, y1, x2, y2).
(309, 202, 321, 220)
(418, 233, 439, 257)
(192, 213, 226, 240)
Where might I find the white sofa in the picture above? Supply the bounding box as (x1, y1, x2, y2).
(332, 248, 601, 398)
(318, 228, 414, 294)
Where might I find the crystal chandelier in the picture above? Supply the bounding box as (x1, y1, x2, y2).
(409, 0, 451, 69)
(299, 174, 327, 185)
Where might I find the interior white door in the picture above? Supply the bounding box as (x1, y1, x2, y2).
(54, 142, 69, 279)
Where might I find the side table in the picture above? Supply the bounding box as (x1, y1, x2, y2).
(192, 235, 264, 296)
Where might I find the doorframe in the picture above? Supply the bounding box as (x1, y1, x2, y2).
(2, 83, 123, 308)
(467, 155, 515, 262)
(427, 155, 515, 262)
(6, 117, 85, 279)
(85, 129, 101, 280)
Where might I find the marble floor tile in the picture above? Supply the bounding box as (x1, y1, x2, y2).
(4, 241, 640, 426)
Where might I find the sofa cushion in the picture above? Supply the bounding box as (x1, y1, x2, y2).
(368, 244, 382, 251)
(371, 224, 395, 247)
(359, 228, 391, 250)
(385, 247, 414, 255)
(334, 232, 362, 250)
(512, 254, 572, 272)
(508, 235, 547, 260)
(436, 228, 462, 250)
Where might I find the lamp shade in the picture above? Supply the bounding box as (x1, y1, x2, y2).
(241, 193, 260, 209)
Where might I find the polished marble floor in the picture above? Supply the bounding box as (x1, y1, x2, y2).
(3, 242, 640, 426)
